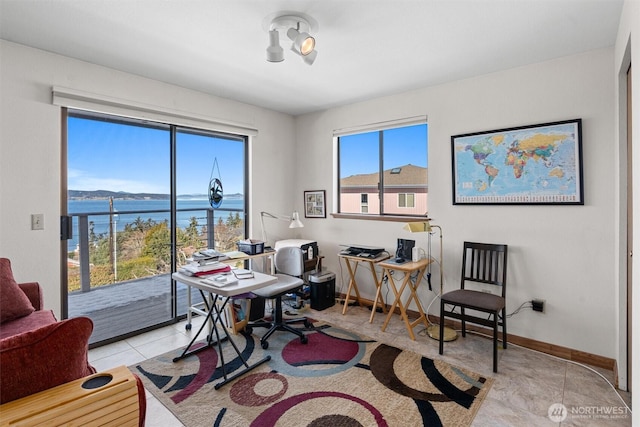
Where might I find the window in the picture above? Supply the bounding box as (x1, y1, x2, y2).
(398, 193, 415, 208)
(65, 109, 248, 345)
(361, 194, 369, 213)
(338, 122, 427, 216)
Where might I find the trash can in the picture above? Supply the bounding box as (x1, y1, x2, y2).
(309, 270, 336, 311)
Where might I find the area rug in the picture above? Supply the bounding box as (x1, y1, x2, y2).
(132, 323, 493, 426)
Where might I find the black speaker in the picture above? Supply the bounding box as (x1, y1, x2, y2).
(309, 271, 336, 311)
(396, 238, 415, 261)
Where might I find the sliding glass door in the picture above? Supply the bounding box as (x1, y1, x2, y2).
(64, 110, 247, 346)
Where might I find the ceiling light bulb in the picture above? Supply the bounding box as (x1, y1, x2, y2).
(299, 35, 315, 55)
(266, 29, 284, 62)
(287, 27, 315, 56)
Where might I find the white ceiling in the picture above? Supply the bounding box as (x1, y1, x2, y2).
(0, 0, 624, 116)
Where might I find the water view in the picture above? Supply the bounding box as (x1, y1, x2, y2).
(67, 198, 244, 252)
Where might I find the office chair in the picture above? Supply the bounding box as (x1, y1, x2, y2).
(439, 242, 508, 373)
(248, 246, 311, 349)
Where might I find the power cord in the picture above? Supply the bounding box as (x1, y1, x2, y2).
(466, 329, 632, 413)
(418, 282, 630, 413)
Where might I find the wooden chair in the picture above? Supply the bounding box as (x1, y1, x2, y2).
(439, 242, 508, 373)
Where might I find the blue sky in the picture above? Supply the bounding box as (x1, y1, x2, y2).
(68, 117, 426, 195)
(339, 124, 427, 177)
(67, 116, 245, 195)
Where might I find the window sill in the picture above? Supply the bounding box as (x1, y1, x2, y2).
(331, 213, 431, 223)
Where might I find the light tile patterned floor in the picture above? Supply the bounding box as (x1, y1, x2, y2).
(89, 303, 632, 426)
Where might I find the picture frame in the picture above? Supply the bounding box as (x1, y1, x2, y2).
(304, 190, 326, 218)
(451, 119, 583, 205)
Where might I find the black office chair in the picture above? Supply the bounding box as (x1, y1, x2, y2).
(248, 247, 311, 349)
(439, 242, 508, 373)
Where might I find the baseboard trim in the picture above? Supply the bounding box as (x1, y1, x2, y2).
(336, 294, 616, 374)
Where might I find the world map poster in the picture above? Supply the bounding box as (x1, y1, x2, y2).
(451, 119, 583, 205)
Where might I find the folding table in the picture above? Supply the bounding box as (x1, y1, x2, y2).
(172, 270, 277, 389)
(378, 258, 432, 340)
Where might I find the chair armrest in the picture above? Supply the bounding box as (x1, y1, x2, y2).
(133, 373, 147, 427)
(0, 316, 96, 403)
(17, 282, 43, 311)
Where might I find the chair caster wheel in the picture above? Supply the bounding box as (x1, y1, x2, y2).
(185, 324, 192, 331)
(300, 335, 308, 344)
(304, 320, 313, 328)
(244, 326, 253, 335)
(261, 341, 269, 349)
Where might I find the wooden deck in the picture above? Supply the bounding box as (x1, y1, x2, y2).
(68, 274, 203, 345)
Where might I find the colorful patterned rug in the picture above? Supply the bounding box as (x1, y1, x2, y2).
(132, 323, 492, 426)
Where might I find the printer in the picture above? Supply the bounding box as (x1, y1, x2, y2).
(275, 239, 319, 260)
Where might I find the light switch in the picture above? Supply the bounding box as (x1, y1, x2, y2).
(31, 214, 44, 230)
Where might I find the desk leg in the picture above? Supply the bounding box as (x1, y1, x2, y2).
(342, 259, 362, 314)
(381, 269, 401, 332)
(369, 261, 387, 323)
(381, 270, 417, 340)
(186, 283, 192, 329)
(173, 292, 271, 389)
(405, 268, 430, 336)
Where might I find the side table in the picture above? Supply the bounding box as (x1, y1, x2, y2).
(338, 253, 390, 322)
(378, 257, 432, 340)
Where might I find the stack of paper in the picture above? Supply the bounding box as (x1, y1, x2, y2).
(179, 261, 231, 277)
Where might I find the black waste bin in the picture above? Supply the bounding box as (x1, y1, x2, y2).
(309, 271, 336, 311)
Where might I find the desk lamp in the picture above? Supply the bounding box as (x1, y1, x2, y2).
(403, 221, 457, 342)
(260, 211, 304, 247)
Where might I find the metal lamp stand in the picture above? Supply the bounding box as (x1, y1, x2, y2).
(425, 225, 457, 342)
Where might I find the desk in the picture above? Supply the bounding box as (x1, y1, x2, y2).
(185, 250, 275, 330)
(338, 253, 390, 322)
(172, 270, 277, 389)
(378, 258, 431, 340)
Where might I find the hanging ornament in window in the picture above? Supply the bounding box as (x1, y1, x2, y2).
(208, 158, 224, 208)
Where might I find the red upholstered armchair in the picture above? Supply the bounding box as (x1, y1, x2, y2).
(0, 258, 146, 426)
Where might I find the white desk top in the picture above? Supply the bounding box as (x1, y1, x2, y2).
(172, 270, 277, 297)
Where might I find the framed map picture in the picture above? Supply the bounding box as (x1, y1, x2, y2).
(304, 190, 326, 218)
(451, 119, 583, 205)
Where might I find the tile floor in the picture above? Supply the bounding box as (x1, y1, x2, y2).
(89, 303, 632, 426)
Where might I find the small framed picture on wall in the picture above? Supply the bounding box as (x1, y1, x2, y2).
(304, 190, 326, 218)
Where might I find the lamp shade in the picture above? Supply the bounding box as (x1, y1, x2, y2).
(287, 27, 315, 56)
(289, 211, 304, 228)
(403, 221, 432, 233)
(302, 49, 318, 65)
(266, 29, 284, 62)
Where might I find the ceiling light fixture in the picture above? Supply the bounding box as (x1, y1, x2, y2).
(266, 29, 284, 63)
(265, 13, 318, 65)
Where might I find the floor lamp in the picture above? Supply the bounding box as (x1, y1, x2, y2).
(260, 211, 304, 247)
(403, 221, 457, 342)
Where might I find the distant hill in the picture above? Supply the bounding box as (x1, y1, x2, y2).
(69, 190, 169, 200)
(69, 190, 243, 200)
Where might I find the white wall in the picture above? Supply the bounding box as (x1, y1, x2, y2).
(0, 40, 296, 316)
(295, 48, 617, 361)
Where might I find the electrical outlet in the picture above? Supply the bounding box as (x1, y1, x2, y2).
(31, 214, 44, 230)
(532, 299, 545, 313)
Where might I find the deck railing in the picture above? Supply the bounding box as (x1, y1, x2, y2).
(67, 206, 243, 293)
